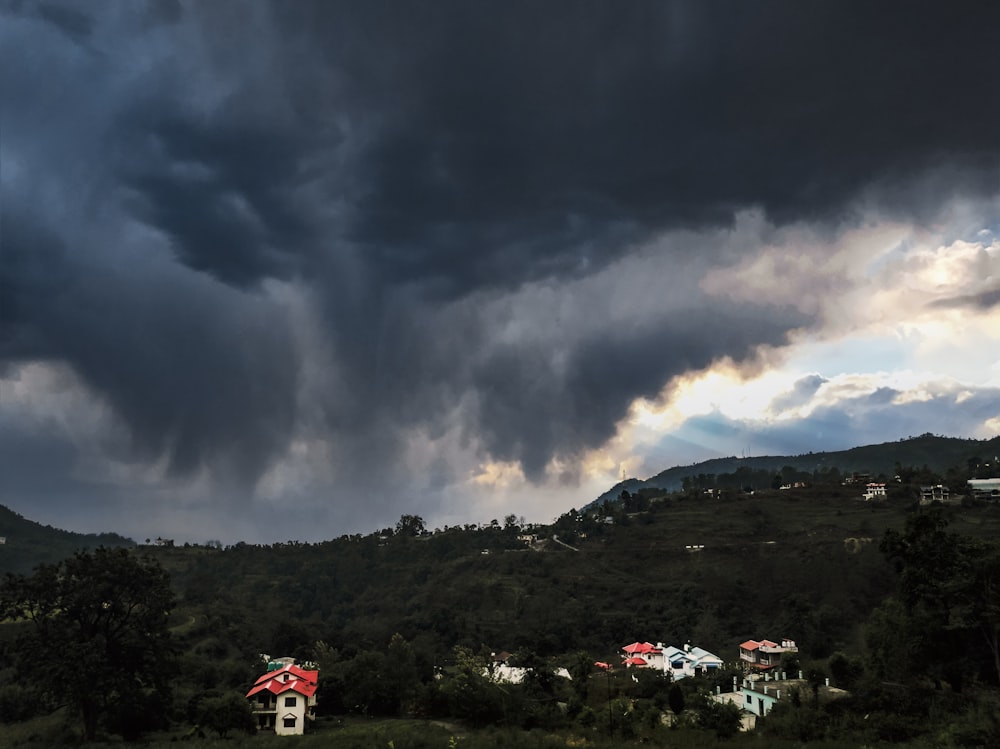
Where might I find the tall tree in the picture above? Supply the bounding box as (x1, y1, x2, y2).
(0, 548, 176, 740)
(874, 510, 1000, 687)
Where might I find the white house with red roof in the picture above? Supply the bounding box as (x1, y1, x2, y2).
(246, 663, 319, 735)
(739, 638, 797, 670)
(621, 641, 665, 670)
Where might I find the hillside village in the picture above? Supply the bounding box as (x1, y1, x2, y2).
(2, 434, 1000, 746)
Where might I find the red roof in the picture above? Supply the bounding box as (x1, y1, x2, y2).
(246, 664, 319, 699)
(623, 656, 649, 666)
(622, 641, 660, 655)
(739, 640, 760, 651)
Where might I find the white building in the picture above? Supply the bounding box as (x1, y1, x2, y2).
(968, 478, 1000, 499)
(919, 485, 950, 503)
(661, 644, 724, 679)
(863, 482, 886, 500)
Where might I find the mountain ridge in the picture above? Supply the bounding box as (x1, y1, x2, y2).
(0, 504, 134, 575)
(586, 432, 1000, 509)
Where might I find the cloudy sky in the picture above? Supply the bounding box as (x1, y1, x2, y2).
(2, 1, 999, 544)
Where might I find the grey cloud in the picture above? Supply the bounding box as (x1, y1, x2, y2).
(120, 115, 316, 287)
(1, 206, 300, 484)
(931, 287, 1000, 311)
(30, 2, 94, 43)
(770, 374, 829, 413)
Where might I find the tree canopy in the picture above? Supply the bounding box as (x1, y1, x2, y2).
(0, 547, 176, 740)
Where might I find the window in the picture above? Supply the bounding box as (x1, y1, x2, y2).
(284, 696, 296, 707)
(283, 717, 296, 728)
(746, 694, 752, 704)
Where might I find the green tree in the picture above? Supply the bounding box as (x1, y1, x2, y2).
(0, 547, 175, 740)
(386, 632, 420, 714)
(395, 514, 427, 537)
(197, 692, 255, 738)
(438, 646, 507, 726)
(668, 683, 685, 716)
(875, 510, 1000, 688)
(828, 651, 864, 690)
(693, 692, 742, 738)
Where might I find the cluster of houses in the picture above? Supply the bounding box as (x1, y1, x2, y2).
(614, 636, 798, 679)
(619, 641, 725, 679)
(616, 636, 816, 725)
(858, 477, 1000, 504)
(247, 636, 806, 736)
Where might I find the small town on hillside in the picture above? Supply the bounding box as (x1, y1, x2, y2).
(247, 637, 833, 736)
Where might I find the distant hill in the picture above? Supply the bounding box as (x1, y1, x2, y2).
(0, 504, 134, 575)
(587, 433, 1000, 509)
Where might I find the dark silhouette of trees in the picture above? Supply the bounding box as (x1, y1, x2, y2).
(395, 514, 427, 537)
(872, 510, 1000, 687)
(196, 692, 255, 738)
(0, 547, 175, 740)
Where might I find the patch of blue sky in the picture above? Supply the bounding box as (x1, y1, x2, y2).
(784, 333, 913, 380)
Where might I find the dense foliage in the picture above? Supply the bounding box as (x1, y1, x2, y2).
(0, 548, 175, 740)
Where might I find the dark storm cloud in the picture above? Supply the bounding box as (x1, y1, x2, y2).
(299, 0, 1000, 286)
(2, 0, 999, 537)
(469, 300, 807, 480)
(29, 1, 95, 43)
(1, 203, 299, 483)
(120, 114, 315, 287)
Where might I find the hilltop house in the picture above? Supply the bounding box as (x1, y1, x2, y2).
(863, 482, 886, 500)
(246, 663, 319, 735)
(739, 639, 797, 671)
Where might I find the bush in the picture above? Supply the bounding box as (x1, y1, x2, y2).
(196, 692, 255, 738)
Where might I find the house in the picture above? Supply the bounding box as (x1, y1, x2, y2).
(863, 482, 886, 500)
(919, 485, 950, 504)
(246, 663, 319, 735)
(968, 478, 1000, 499)
(620, 641, 664, 670)
(739, 638, 797, 670)
(735, 673, 843, 717)
(661, 643, 724, 679)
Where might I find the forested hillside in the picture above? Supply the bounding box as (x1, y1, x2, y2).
(3, 450, 1000, 746)
(0, 504, 133, 575)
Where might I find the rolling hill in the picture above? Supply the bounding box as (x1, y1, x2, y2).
(586, 433, 1000, 509)
(0, 504, 134, 575)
